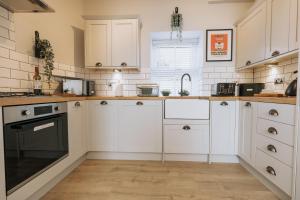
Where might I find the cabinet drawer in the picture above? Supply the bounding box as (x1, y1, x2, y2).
(257, 103, 295, 125)
(257, 118, 294, 146)
(120, 100, 162, 106)
(256, 134, 294, 167)
(164, 124, 209, 154)
(255, 149, 292, 195)
(165, 99, 209, 119)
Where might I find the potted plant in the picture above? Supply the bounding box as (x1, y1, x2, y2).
(35, 31, 54, 88)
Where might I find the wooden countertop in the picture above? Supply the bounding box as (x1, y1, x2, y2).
(0, 96, 296, 106)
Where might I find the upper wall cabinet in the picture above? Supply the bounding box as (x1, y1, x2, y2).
(85, 18, 140, 69)
(236, 0, 299, 69)
(112, 19, 139, 68)
(236, 1, 267, 68)
(266, 0, 291, 58)
(85, 20, 112, 68)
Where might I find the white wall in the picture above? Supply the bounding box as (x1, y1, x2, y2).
(83, 0, 252, 69)
(14, 0, 85, 66)
(83, 0, 254, 96)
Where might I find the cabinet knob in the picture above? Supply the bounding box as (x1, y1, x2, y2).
(121, 62, 127, 67)
(182, 125, 191, 131)
(75, 101, 81, 107)
(245, 60, 252, 66)
(267, 127, 278, 135)
(220, 101, 228, 106)
(100, 101, 108, 105)
(266, 166, 276, 176)
(136, 101, 143, 106)
(267, 144, 277, 153)
(271, 51, 280, 57)
(95, 62, 103, 67)
(269, 109, 279, 116)
(245, 102, 251, 107)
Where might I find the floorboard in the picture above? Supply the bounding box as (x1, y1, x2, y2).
(42, 160, 279, 200)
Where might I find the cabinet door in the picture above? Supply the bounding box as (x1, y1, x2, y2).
(266, 0, 290, 58)
(238, 101, 254, 164)
(85, 20, 111, 67)
(236, 1, 267, 68)
(289, 0, 299, 51)
(164, 124, 209, 154)
(112, 19, 139, 67)
(117, 100, 162, 153)
(87, 100, 118, 151)
(211, 101, 236, 155)
(68, 101, 87, 162)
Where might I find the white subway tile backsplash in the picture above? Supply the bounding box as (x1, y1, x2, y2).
(11, 69, 28, 80)
(0, 7, 8, 19)
(10, 51, 28, 63)
(0, 46, 9, 58)
(0, 67, 10, 78)
(0, 78, 19, 88)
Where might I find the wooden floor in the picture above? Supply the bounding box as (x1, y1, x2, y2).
(42, 160, 279, 200)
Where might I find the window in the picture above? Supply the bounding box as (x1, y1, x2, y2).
(151, 32, 203, 96)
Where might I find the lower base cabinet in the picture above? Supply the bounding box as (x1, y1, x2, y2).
(211, 101, 237, 155)
(117, 100, 163, 153)
(68, 101, 87, 162)
(255, 149, 292, 195)
(164, 123, 209, 154)
(88, 100, 163, 154)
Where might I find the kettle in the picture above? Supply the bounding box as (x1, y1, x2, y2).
(285, 70, 298, 97)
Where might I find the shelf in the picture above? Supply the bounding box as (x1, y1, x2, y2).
(237, 50, 299, 71)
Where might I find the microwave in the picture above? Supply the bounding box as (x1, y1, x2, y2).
(62, 79, 95, 96)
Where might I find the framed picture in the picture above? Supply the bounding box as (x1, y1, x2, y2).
(206, 29, 233, 62)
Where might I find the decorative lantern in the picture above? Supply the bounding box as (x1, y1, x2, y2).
(171, 7, 183, 41)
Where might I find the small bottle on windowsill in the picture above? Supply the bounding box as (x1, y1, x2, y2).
(33, 67, 42, 95)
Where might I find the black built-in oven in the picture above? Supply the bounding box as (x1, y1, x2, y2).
(2, 103, 68, 195)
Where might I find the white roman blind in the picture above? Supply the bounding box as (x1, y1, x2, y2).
(151, 36, 202, 96)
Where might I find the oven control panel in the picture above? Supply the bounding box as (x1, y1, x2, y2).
(3, 102, 67, 124)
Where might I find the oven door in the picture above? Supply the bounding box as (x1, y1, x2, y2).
(3, 113, 68, 194)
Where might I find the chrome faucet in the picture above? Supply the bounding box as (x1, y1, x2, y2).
(180, 73, 191, 96)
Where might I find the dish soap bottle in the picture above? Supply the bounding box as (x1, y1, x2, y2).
(33, 67, 42, 95)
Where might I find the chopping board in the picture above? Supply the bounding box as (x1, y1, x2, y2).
(254, 93, 285, 97)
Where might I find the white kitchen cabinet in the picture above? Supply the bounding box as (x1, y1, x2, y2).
(164, 123, 209, 154)
(112, 19, 139, 67)
(68, 101, 87, 162)
(238, 101, 255, 164)
(85, 18, 140, 69)
(85, 20, 112, 68)
(211, 101, 236, 155)
(117, 100, 162, 153)
(236, 1, 267, 68)
(266, 0, 290, 58)
(164, 99, 209, 119)
(0, 108, 6, 200)
(87, 100, 118, 152)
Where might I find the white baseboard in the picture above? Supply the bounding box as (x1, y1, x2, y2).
(209, 154, 240, 163)
(87, 151, 163, 161)
(239, 158, 291, 200)
(26, 155, 86, 200)
(163, 154, 209, 162)
(87, 152, 239, 163)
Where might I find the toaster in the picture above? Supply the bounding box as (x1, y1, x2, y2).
(211, 83, 236, 96)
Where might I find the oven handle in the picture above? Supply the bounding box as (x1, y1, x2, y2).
(12, 121, 55, 132)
